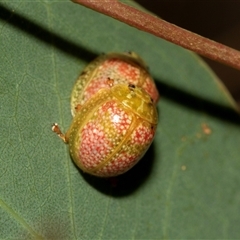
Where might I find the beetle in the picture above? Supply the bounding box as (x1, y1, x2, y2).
(52, 52, 159, 177)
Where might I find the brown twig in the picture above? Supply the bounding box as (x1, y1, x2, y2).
(72, 0, 240, 71)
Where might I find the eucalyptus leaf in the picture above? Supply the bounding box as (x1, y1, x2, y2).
(0, 1, 240, 239)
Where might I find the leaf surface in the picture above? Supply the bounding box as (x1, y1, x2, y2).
(0, 1, 240, 239)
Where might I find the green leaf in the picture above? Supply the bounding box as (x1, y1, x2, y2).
(1, 1, 240, 239)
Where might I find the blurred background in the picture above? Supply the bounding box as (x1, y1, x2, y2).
(136, 0, 240, 107)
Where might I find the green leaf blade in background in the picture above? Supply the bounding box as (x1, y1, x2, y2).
(0, 1, 240, 239)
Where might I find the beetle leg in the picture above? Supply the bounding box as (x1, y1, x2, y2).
(52, 123, 68, 143)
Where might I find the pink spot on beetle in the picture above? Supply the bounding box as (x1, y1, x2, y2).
(117, 60, 139, 80)
(79, 122, 112, 169)
(100, 59, 140, 84)
(96, 152, 139, 177)
(101, 100, 115, 112)
(82, 79, 109, 103)
(142, 77, 159, 103)
(99, 101, 132, 136)
(131, 124, 154, 145)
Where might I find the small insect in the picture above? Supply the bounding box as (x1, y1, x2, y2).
(52, 52, 159, 177)
(70, 52, 159, 116)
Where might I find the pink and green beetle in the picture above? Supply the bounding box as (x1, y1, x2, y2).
(52, 52, 159, 177)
